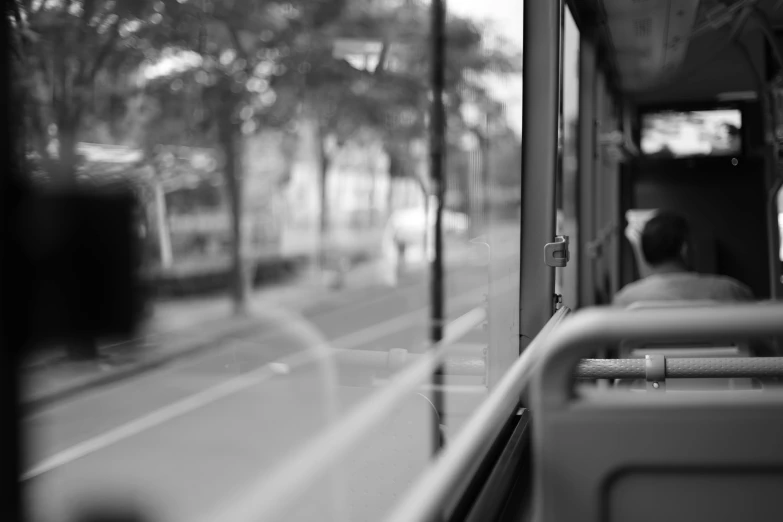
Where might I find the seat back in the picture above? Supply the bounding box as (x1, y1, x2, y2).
(620, 300, 752, 390)
(531, 304, 783, 522)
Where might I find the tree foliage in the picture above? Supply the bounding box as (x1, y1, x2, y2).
(305, 0, 522, 194)
(10, 0, 523, 314)
(12, 0, 204, 179)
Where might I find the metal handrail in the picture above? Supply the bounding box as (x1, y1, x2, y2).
(383, 306, 571, 522)
(200, 306, 488, 522)
(535, 303, 783, 410)
(576, 357, 783, 380)
(384, 303, 783, 522)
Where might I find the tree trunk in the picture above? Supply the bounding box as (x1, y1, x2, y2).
(56, 125, 79, 182)
(319, 144, 330, 237)
(153, 178, 173, 268)
(316, 129, 331, 270)
(383, 144, 397, 221)
(368, 166, 377, 228)
(218, 104, 249, 315)
(386, 175, 395, 219)
(477, 134, 489, 238)
(423, 190, 431, 262)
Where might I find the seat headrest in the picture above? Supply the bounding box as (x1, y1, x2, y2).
(626, 300, 723, 310)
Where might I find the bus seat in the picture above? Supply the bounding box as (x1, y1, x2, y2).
(626, 299, 731, 310)
(532, 306, 783, 522)
(534, 378, 783, 522)
(619, 301, 753, 390)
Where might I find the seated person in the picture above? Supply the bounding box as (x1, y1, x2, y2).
(613, 212, 754, 307)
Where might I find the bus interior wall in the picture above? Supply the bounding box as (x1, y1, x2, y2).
(619, 162, 637, 289)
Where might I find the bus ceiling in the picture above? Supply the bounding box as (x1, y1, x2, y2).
(570, 0, 783, 105)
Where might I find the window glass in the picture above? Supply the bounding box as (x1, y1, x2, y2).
(555, 5, 580, 308)
(16, 0, 522, 520)
(777, 186, 783, 262)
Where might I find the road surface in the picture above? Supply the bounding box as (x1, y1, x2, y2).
(22, 258, 518, 522)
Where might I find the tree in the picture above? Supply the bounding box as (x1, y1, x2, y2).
(11, 0, 199, 183)
(12, 0, 521, 330)
(263, 1, 522, 270)
(144, 0, 519, 295)
(328, 2, 521, 193)
(10, 0, 203, 360)
(303, 51, 373, 236)
(131, 0, 350, 313)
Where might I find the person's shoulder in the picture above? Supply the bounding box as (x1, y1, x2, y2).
(612, 279, 650, 307)
(703, 274, 755, 300)
(707, 274, 752, 291)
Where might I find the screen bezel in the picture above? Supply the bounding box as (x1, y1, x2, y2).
(635, 102, 746, 161)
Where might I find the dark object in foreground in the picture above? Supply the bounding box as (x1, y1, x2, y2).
(16, 188, 146, 349)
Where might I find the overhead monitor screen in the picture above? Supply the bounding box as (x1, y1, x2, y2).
(640, 109, 742, 158)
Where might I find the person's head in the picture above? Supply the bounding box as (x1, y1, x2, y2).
(641, 211, 690, 268)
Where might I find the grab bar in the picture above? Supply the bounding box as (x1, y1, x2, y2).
(535, 303, 783, 410)
(576, 357, 783, 380)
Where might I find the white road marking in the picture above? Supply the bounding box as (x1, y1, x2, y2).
(21, 288, 486, 481)
(201, 307, 489, 522)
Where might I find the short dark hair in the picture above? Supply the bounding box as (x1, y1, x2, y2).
(641, 212, 689, 266)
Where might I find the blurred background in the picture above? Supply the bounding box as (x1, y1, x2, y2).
(8, 0, 528, 521)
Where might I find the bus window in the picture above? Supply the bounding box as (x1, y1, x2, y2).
(14, 1, 522, 521)
(556, 5, 580, 309)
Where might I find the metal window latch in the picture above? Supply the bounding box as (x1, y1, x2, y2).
(544, 235, 570, 267)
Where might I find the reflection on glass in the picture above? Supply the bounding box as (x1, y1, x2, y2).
(15, 0, 521, 520)
(778, 187, 783, 262)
